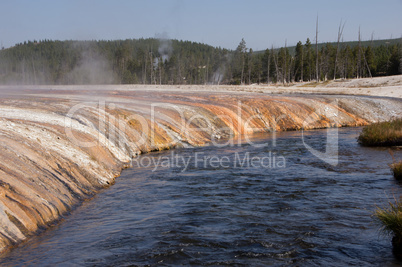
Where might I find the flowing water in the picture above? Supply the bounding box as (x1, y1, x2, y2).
(1, 128, 402, 266)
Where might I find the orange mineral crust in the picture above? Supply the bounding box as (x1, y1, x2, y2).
(0, 85, 401, 252)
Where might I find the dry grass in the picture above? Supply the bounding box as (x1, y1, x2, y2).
(374, 196, 402, 251)
(391, 161, 402, 180)
(358, 118, 402, 146)
(389, 150, 402, 180)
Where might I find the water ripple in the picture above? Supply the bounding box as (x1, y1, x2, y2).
(1, 128, 402, 266)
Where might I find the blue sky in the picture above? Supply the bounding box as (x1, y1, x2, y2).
(1, 0, 402, 50)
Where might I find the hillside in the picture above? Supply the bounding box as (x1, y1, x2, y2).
(0, 37, 401, 85)
(0, 39, 229, 85)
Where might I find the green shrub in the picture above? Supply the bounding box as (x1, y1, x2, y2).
(374, 196, 402, 258)
(374, 197, 402, 240)
(392, 161, 402, 180)
(358, 118, 402, 146)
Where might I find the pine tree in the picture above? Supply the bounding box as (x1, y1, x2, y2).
(295, 41, 303, 82)
(304, 38, 313, 81)
(236, 38, 247, 84)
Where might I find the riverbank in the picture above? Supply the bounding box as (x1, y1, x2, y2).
(1, 128, 399, 266)
(0, 82, 401, 253)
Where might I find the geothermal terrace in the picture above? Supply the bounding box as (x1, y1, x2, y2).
(0, 75, 401, 253)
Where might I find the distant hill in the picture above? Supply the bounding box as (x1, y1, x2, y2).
(0, 38, 229, 85)
(0, 37, 400, 85)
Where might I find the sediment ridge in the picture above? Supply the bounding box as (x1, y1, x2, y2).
(0, 85, 401, 253)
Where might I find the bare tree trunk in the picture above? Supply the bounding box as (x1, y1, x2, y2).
(31, 56, 37, 85)
(267, 54, 270, 84)
(371, 32, 374, 47)
(159, 57, 162, 85)
(290, 57, 296, 82)
(267, 46, 273, 85)
(206, 58, 209, 84)
(143, 54, 147, 84)
(334, 20, 345, 80)
(357, 27, 361, 78)
(284, 40, 287, 85)
(345, 50, 348, 79)
(178, 54, 182, 84)
(288, 53, 292, 82)
(22, 58, 26, 84)
(301, 46, 304, 81)
(248, 53, 252, 84)
(241, 53, 245, 85)
(273, 50, 280, 84)
(362, 50, 372, 78)
(149, 51, 154, 84)
(316, 15, 319, 82)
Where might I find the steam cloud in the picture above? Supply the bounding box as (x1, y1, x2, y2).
(66, 42, 115, 84)
(156, 32, 173, 62)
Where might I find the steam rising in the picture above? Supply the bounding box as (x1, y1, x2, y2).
(66, 46, 115, 84)
(156, 32, 173, 62)
(212, 66, 225, 85)
(0, 41, 115, 85)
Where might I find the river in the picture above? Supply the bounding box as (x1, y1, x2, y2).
(1, 128, 401, 266)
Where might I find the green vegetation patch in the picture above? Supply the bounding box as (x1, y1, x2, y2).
(374, 197, 402, 239)
(391, 161, 402, 180)
(358, 118, 402, 146)
(374, 196, 402, 259)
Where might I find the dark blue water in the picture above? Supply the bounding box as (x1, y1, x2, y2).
(1, 128, 402, 266)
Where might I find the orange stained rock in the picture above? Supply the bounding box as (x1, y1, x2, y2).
(0, 86, 400, 253)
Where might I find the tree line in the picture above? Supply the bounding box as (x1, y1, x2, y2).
(0, 37, 401, 85)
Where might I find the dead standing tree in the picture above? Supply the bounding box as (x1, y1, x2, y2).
(357, 27, 362, 78)
(360, 28, 373, 78)
(316, 15, 319, 82)
(334, 20, 346, 80)
(248, 48, 253, 84)
(273, 48, 281, 84)
(267, 46, 273, 85)
(284, 40, 287, 85)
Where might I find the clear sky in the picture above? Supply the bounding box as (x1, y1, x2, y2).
(1, 0, 402, 50)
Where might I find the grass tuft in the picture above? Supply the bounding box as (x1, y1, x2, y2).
(358, 118, 402, 146)
(389, 150, 402, 180)
(374, 196, 402, 259)
(374, 196, 402, 241)
(391, 161, 402, 180)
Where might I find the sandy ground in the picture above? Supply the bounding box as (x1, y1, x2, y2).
(2, 74, 401, 99)
(209, 75, 402, 98)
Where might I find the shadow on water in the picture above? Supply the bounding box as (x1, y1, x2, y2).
(1, 127, 402, 266)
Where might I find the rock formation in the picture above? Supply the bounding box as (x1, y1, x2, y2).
(0, 85, 401, 252)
